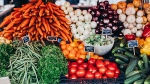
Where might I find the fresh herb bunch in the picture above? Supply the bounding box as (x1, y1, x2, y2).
(0, 43, 15, 77)
(38, 45, 68, 84)
(9, 41, 42, 84)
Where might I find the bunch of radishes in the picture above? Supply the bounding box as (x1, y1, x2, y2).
(61, 2, 97, 41)
(118, 7, 144, 37)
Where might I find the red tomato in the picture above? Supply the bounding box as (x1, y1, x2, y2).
(68, 61, 71, 66)
(104, 60, 110, 66)
(109, 62, 117, 68)
(88, 64, 95, 69)
(70, 74, 78, 79)
(77, 65, 85, 70)
(115, 68, 120, 74)
(88, 58, 96, 65)
(77, 58, 84, 64)
(88, 67, 97, 74)
(70, 62, 78, 68)
(102, 75, 107, 78)
(94, 72, 102, 79)
(105, 69, 115, 78)
(85, 72, 94, 79)
(76, 69, 85, 78)
(81, 63, 88, 69)
(107, 64, 116, 71)
(69, 67, 77, 75)
(114, 73, 119, 78)
(96, 60, 105, 68)
(99, 66, 107, 74)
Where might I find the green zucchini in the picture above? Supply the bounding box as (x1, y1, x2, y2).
(124, 73, 143, 84)
(138, 60, 144, 70)
(126, 70, 140, 78)
(125, 58, 138, 75)
(125, 51, 137, 58)
(112, 47, 126, 54)
(120, 37, 127, 47)
(144, 74, 150, 84)
(133, 79, 145, 84)
(114, 53, 129, 62)
(142, 54, 149, 69)
(119, 64, 128, 69)
(115, 58, 126, 64)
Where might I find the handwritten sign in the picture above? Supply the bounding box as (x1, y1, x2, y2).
(128, 40, 138, 48)
(0, 77, 11, 84)
(47, 36, 57, 41)
(102, 29, 112, 35)
(85, 46, 95, 52)
(23, 35, 30, 43)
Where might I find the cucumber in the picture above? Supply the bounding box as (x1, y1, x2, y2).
(115, 58, 126, 64)
(144, 74, 150, 84)
(112, 47, 126, 54)
(138, 60, 144, 70)
(139, 68, 150, 74)
(133, 79, 145, 84)
(124, 73, 143, 84)
(120, 37, 127, 47)
(114, 53, 129, 62)
(119, 64, 128, 69)
(125, 58, 138, 75)
(125, 51, 137, 58)
(142, 54, 149, 69)
(126, 70, 140, 78)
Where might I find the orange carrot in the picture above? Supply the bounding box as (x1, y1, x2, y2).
(52, 23, 62, 29)
(50, 28, 54, 36)
(39, 8, 44, 16)
(44, 8, 50, 15)
(19, 3, 33, 11)
(41, 25, 45, 31)
(47, 3, 53, 13)
(35, 0, 42, 8)
(31, 36, 36, 41)
(0, 16, 11, 27)
(14, 17, 23, 23)
(5, 29, 15, 33)
(66, 34, 73, 42)
(5, 22, 14, 30)
(3, 32, 11, 37)
(23, 15, 31, 18)
(13, 8, 20, 11)
(7, 36, 13, 40)
(59, 36, 66, 41)
(42, 18, 48, 32)
(54, 31, 60, 36)
(45, 19, 50, 32)
(36, 23, 39, 28)
(38, 16, 41, 21)
(60, 25, 69, 34)
(35, 34, 39, 41)
(14, 12, 22, 18)
(45, 16, 51, 18)
(36, 27, 43, 36)
(16, 25, 21, 31)
(50, 25, 57, 31)
(57, 9, 64, 14)
(40, 2, 46, 7)
(53, 19, 60, 26)
(49, 19, 53, 23)
(43, 32, 46, 39)
(20, 19, 30, 27)
(58, 16, 69, 22)
(39, 21, 42, 26)
(29, 16, 36, 27)
(33, 30, 37, 35)
(28, 26, 35, 33)
(30, 0, 37, 3)
(59, 30, 68, 40)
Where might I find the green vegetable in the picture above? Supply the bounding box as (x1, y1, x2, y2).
(9, 41, 42, 84)
(138, 60, 144, 70)
(112, 47, 126, 54)
(126, 70, 140, 78)
(125, 51, 137, 58)
(0, 43, 15, 77)
(144, 74, 150, 84)
(115, 58, 126, 64)
(125, 58, 138, 75)
(38, 45, 67, 84)
(134, 79, 145, 84)
(142, 54, 149, 68)
(114, 53, 129, 62)
(120, 37, 127, 47)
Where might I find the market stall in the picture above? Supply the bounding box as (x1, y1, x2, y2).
(0, 0, 150, 84)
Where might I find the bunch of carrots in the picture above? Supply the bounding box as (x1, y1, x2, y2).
(0, 0, 72, 44)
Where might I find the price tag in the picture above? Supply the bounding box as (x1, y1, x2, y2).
(84, 46, 95, 52)
(0, 77, 11, 84)
(47, 36, 57, 41)
(23, 35, 30, 43)
(128, 40, 138, 48)
(102, 29, 112, 35)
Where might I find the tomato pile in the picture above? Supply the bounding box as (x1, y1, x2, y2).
(67, 58, 120, 79)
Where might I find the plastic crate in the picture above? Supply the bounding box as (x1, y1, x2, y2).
(60, 72, 124, 84)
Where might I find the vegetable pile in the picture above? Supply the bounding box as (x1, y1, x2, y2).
(61, 2, 96, 41)
(38, 45, 68, 84)
(68, 58, 120, 79)
(60, 41, 104, 60)
(0, 0, 73, 43)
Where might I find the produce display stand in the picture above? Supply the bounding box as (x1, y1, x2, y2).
(0, 0, 150, 84)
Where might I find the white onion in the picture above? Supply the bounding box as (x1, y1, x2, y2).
(119, 14, 126, 22)
(71, 28, 77, 34)
(136, 24, 143, 29)
(79, 35, 85, 41)
(70, 24, 76, 29)
(78, 15, 84, 21)
(136, 30, 143, 37)
(84, 13, 92, 21)
(83, 30, 90, 36)
(127, 15, 136, 23)
(64, 10, 68, 14)
(90, 21, 97, 28)
(136, 17, 143, 24)
(84, 23, 91, 30)
(82, 10, 88, 15)
(55, 1, 61, 6)
(123, 21, 129, 28)
(71, 15, 78, 23)
(123, 29, 132, 35)
(74, 34, 80, 39)
(61, 5, 66, 10)
(125, 7, 136, 15)
(67, 6, 73, 12)
(76, 21, 83, 27)
(128, 24, 134, 29)
(69, 12, 74, 16)
(75, 9, 82, 16)
(133, 22, 137, 26)
(117, 9, 122, 14)
(77, 26, 84, 35)
(65, 15, 70, 19)
(64, 2, 70, 7)
(131, 27, 137, 33)
(137, 10, 144, 17)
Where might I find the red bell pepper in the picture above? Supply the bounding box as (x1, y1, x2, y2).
(142, 24, 150, 39)
(125, 34, 135, 41)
